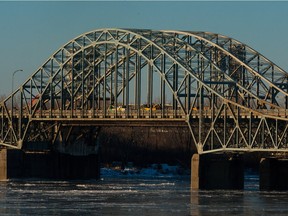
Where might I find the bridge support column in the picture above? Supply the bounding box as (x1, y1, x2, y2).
(260, 158, 288, 190)
(191, 154, 200, 189)
(191, 153, 244, 190)
(0, 149, 7, 180)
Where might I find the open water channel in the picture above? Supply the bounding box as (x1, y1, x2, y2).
(0, 166, 288, 216)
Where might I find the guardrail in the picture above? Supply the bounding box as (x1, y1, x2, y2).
(1, 108, 288, 120)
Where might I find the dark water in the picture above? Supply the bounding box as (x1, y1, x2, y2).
(0, 172, 288, 216)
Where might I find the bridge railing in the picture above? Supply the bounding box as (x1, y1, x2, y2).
(3, 109, 187, 120)
(2, 108, 288, 120)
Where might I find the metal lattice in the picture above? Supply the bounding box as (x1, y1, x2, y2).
(1, 28, 288, 154)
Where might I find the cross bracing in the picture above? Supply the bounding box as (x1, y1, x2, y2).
(0, 28, 288, 154)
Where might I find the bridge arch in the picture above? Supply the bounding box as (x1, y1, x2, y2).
(1, 28, 288, 154)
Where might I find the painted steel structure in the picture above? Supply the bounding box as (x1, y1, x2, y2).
(1, 28, 288, 154)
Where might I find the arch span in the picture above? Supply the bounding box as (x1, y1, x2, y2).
(1, 28, 288, 154)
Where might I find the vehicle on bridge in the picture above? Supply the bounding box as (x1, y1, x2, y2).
(107, 105, 126, 113)
(141, 104, 162, 111)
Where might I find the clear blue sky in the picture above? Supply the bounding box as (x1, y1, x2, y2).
(0, 1, 288, 96)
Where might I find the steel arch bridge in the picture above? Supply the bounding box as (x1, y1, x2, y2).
(1, 28, 288, 154)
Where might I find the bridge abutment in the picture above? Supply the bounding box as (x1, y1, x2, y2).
(260, 157, 288, 190)
(191, 153, 244, 190)
(0, 148, 100, 180)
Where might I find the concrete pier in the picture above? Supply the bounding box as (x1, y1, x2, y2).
(0, 149, 7, 180)
(0, 148, 100, 180)
(191, 153, 244, 190)
(191, 154, 200, 189)
(260, 157, 288, 190)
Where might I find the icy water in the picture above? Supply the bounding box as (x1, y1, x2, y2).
(0, 169, 288, 216)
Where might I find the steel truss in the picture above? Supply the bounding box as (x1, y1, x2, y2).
(0, 28, 288, 154)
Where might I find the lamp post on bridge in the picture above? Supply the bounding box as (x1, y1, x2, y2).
(11, 69, 23, 144)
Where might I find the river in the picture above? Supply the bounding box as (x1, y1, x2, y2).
(0, 166, 288, 216)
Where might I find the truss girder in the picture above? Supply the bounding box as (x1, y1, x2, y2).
(0, 28, 288, 154)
